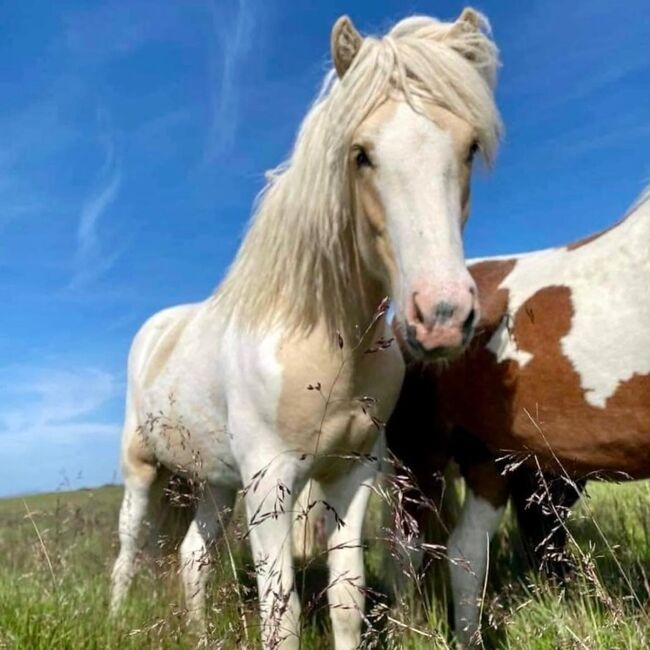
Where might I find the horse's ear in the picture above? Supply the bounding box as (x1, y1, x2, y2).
(331, 15, 362, 78)
(448, 7, 490, 65)
(455, 7, 483, 31)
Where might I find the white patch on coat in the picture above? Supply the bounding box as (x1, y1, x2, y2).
(480, 195, 650, 408)
(486, 320, 533, 367)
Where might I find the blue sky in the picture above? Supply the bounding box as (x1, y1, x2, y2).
(1, 0, 649, 496)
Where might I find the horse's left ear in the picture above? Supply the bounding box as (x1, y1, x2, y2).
(455, 7, 483, 31)
(331, 15, 363, 78)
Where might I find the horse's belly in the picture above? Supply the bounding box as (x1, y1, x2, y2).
(149, 415, 239, 485)
(508, 411, 650, 479)
(441, 361, 650, 478)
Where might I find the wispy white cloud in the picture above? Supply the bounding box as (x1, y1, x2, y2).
(77, 146, 120, 259)
(70, 111, 122, 289)
(0, 364, 122, 495)
(0, 99, 78, 233)
(64, 0, 184, 63)
(0, 365, 121, 454)
(205, 0, 255, 160)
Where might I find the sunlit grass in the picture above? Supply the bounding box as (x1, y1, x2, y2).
(2, 480, 650, 648)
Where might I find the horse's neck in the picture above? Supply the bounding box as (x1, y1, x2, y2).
(322, 273, 389, 349)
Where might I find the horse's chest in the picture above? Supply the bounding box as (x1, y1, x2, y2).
(276, 374, 397, 453)
(275, 339, 404, 476)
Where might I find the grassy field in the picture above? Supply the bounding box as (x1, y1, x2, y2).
(1, 479, 650, 649)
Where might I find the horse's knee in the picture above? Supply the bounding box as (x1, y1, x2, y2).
(329, 604, 362, 650)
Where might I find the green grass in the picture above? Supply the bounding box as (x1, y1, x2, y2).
(1, 480, 650, 648)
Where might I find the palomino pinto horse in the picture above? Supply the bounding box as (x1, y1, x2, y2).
(109, 10, 501, 649)
(388, 186, 650, 647)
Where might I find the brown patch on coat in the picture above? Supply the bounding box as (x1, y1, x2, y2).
(470, 258, 517, 333)
(462, 460, 509, 508)
(435, 285, 650, 478)
(453, 429, 509, 508)
(276, 318, 404, 483)
(385, 361, 455, 538)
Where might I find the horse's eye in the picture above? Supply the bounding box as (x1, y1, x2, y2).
(467, 140, 480, 163)
(355, 147, 372, 169)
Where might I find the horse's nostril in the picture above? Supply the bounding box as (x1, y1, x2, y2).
(462, 308, 476, 342)
(412, 292, 425, 324)
(435, 301, 455, 323)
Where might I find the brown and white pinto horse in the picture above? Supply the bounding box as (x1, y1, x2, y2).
(387, 186, 650, 647)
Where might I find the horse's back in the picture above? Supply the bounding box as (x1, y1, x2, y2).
(128, 303, 200, 387)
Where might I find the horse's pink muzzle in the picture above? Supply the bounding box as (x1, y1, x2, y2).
(403, 280, 478, 360)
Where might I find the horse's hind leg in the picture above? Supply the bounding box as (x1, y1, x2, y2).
(509, 467, 585, 580)
(179, 484, 235, 627)
(110, 425, 158, 613)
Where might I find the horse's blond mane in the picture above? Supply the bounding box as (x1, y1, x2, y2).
(213, 11, 502, 336)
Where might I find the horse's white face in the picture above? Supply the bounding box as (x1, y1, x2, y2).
(351, 97, 479, 360)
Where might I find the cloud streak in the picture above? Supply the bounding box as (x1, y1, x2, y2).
(77, 142, 121, 260)
(0, 365, 120, 453)
(71, 112, 122, 289)
(0, 364, 122, 495)
(205, 0, 255, 160)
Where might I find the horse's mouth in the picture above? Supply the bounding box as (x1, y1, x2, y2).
(403, 336, 467, 365)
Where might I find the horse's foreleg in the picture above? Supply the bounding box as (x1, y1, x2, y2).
(179, 484, 235, 628)
(447, 464, 507, 648)
(321, 455, 378, 650)
(243, 457, 301, 650)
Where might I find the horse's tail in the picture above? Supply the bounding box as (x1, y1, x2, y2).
(292, 480, 328, 560)
(146, 469, 196, 560)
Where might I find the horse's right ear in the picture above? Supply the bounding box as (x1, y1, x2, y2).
(449, 7, 489, 41)
(331, 15, 362, 78)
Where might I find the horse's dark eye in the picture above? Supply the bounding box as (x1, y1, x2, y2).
(467, 140, 480, 163)
(355, 147, 371, 169)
